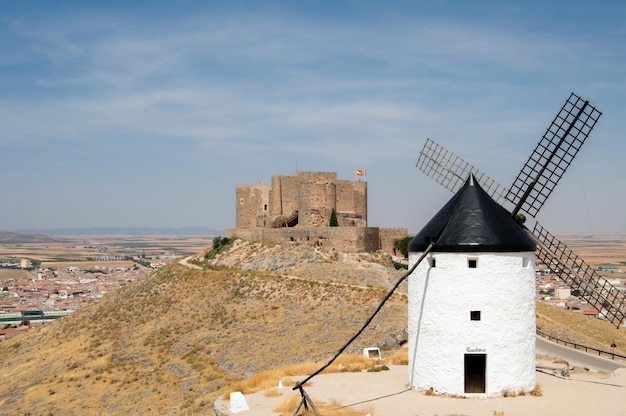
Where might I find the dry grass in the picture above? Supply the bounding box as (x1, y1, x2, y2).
(264, 388, 283, 398)
(386, 348, 408, 365)
(274, 395, 375, 416)
(530, 384, 543, 397)
(222, 354, 392, 399)
(0, 269, 31, 280)
(536, 302, 626, 354)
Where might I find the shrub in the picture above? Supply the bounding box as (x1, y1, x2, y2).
(393, 236, 412, 258)
(205, 237, 233, 260)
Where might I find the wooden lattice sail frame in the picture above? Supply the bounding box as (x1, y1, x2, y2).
(416, 93, 625, 327)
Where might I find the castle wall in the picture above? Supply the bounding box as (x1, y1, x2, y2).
(350, 180, 368, 224)
(236, 172, 367, 230)
(293, 171, 337, 181)
(225, 226, 381, 253)
(299, 181, 336, 227)
(232, 171, 392, 253)
(269, 175, 283, 217)
(277, 175, 301, 218)
(335, 180, 367, 226)
(235, 183, 271, 228)
(379, 228, 409, 257)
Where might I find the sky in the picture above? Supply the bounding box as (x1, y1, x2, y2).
(1, 0, 625, 236)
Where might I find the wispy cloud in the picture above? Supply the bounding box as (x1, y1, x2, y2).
(4, 10, 614, 148)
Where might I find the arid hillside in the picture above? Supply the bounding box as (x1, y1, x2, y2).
(0, 238, 624, 415)
(0, 241, 408, 415)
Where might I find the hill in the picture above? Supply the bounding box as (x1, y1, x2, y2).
(0, 241, 408, 414)
(0, 232, 62, 244)
(0, 239, 623, 415)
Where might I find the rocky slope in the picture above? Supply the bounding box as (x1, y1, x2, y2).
(202, 239, 407, 290)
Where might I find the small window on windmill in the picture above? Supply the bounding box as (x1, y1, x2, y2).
(428, 257, 436, 268)
(239, 198, 245, 205)
(468, 258, 478, 268)
(522, 256, 530, 268)
(264, 204, 268, 211)
(470, 311, 481, 321)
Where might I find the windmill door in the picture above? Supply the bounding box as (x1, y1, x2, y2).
(464, 354, 486, 393)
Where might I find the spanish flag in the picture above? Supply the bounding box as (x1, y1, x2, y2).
(356, 169, 365, 176)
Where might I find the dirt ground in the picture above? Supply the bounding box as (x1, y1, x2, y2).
(558, 235, 626, 267)
(215, 358, 626, 416)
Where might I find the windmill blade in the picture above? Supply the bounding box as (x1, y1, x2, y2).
(416, 138, 509, 206)
(531, 222, 626, 327)
(416, 97, 620, 327)
(507, 93, 602, 218)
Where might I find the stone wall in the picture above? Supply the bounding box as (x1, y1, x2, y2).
(235, 183, 271, 228)
(232, 171, 406, 254)
(226, 226, 381, 253)
(299, 181, 336, 227)
(235, 172, 367, 229)
(379, 227, 409, 257)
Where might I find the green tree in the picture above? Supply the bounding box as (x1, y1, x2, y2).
(393, 236, 413, 258)
(329, 209, 339, 227)
(206, 236, 232, 260)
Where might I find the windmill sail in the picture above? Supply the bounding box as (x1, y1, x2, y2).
(532, 222, 626, 326)
(416, 138, 509, 206)
(415, 93, 624, 327)
(507, 93, 602, 218)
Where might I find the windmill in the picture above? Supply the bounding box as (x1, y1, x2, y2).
(288, 93, 622, 407)
(415, 92, 626, 328)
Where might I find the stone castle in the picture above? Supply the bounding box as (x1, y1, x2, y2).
(225, 171, 407, 254)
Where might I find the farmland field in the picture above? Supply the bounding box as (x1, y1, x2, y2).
(558, 235, 626, 267)
(0, 234, 214, 277)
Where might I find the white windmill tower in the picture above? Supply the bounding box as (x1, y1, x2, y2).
(407, 174, 537, 396)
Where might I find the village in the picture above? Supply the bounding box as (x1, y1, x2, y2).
(1, 244, 624, 341)
(0, 233, 205, 340)
(536, 265, 626, 319)
(0, 258, 168, 338)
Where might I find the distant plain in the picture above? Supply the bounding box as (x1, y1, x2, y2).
(0, 234, 214, 277)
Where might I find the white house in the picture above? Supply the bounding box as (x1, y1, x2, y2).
(407, 174, 537, 397)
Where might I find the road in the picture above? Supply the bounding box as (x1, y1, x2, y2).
(536, 336, 626, 372)
(178, 256, 202, 269)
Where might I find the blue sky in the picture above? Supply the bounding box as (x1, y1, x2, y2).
(1, 1, 625, 235)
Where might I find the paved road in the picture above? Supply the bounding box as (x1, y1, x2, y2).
(536, 336, 626, 372)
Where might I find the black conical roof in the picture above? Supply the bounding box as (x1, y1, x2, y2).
(408, 174, 536, 253)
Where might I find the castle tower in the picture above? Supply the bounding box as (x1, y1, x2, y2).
(299, 180, 336, 227)
(407, 174, 536, 397)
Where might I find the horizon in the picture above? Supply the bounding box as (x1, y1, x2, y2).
(1, 1, 625, 235)
(2, 228, 626, 239)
